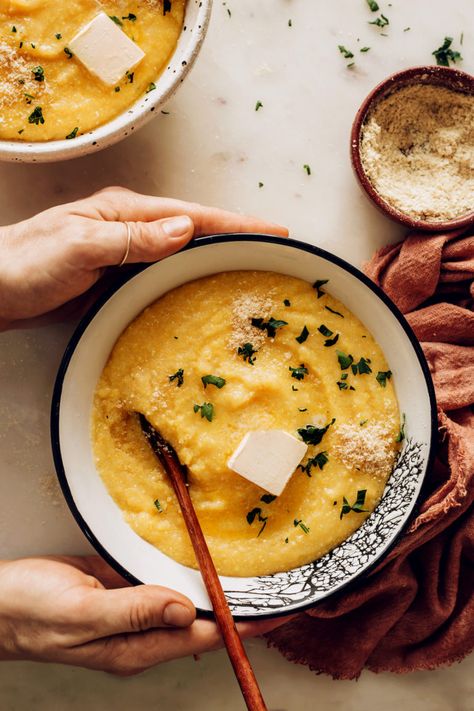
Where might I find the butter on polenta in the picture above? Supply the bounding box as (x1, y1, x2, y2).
(92, 271, 401, 578)
(0, 0, 185, 142)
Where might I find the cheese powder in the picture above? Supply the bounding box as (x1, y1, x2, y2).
(360, 83, 474, 222)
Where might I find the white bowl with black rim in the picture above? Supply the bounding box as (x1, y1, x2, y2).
(51, 235, 436, 619)
(0, 0, 212, 163)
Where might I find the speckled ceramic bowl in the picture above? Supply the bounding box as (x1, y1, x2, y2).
(351, 65, 474, 232)
(0, 0, 212, 164)
(51, 235, 436, 619)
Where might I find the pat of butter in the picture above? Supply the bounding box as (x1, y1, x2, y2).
(69, 12, 145, 86)
(228, 430, 307, 497)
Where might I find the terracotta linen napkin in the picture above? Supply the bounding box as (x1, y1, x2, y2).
(266, 228, 474, 679)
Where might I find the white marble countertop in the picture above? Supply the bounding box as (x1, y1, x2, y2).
(0, 1, 472, 708)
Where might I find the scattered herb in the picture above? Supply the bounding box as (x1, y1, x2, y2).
(122, 13, 137, 21)
(289, 364, 308, 381)
(460, 32, 464, 45)
(403, 27, 411, 32)
(238, 343, 257, 365)
(255, 100, 263, 111)
(396, 413, 406, 442)
(154, 499, 163, 513)
(288, 19, 292, 27)
(303, 164, 311, 175)
(126, 71, 135, 83)
(369, 14, 389, 28)
(227, 8, 231, 17)
(297, 419, 335, 445)
(146, 82, 156, 93)
(325, 334, 339, 347)
(284, 299, 291, 307)
(338, 45, 354, 59)
(346, 62, 355, 69)
(298, 451, 329, 476)
(298, 407, 308, 412)
(313, 279, 328, 298)
(432, 37, 462, 67)
(340, 490, 368, 519)
(294, 519, 310, 534)
(114, 87, 120, 92)
(11, 26, 17, 33)
(337, 350, 354, 370)
(366, 0, 379, 10)
(351, 357, 372, 375)
(64, 47, 73, 58)
(360, 419, 368, 426)
(65, 127, 78, 140)
(360, 46, 371, 52)
(260, 494, 277, 504)
(258, 182, 264, 188)
(163, 0, 172, 14)
(251, 316, 288, 338)
(169, 368, 184, 387)
(28, 106, 44, 125)
(337, 380, 355, 391)
(55, 33, 62, 39)
(109, 15, 123, 25)
(284, 537, 289, 543)
(318, 324, 333, 338)
(32, 66, 44, 82)
(193, 402, 214, 422)
(246, 507, 268, 536)
(201, 374, 226, 389)
(296, 325, 309, 344)
(376, 370, 392, 387)
(325, 305, 344, 318)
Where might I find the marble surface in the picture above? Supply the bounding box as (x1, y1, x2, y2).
(0, 0, 472, 708)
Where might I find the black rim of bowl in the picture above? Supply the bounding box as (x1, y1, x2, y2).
(51, 234, 438, 620)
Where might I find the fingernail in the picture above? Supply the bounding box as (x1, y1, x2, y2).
(162, 215, 193, 239)
(163, 602, 195, 627)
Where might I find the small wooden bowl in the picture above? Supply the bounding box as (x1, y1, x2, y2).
(351, 65, 474, 232)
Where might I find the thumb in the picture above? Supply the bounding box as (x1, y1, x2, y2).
(81, 584, 196, 637)
(99, 215, 195, 267)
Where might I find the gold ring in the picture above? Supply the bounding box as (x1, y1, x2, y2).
(119, 222, 132, 267)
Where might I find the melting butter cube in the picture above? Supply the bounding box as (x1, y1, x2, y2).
(228, 430, 307, 496)
(69, 12, 145, 86)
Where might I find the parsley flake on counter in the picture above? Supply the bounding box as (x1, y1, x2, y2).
(396, 413, 406, 442)
(260, 494, 277, 504)
(289, 364, 308, 381)
(255, 100, 263, 111)
(28, 106, 44, 125)
(366, 0, 379, 10)
(432, 37, 462, 67)
(288, 19, 292, 27)
(154, 499, 163, 513)
(258, 181, 264, 188)
(337, 350, 354, 370)
(298, 451, 329, 476)
(325, 305, 344, 318)
(65, 127, 78, 140)
(340, 490, 368, 519)
(201, 374, 226, 389)
(313, 279, 328, 298)
(351, 357, 372, 375)
(369, 14, 389, 29)
(246, 507, 268, 536)
(303, 164, 311, 175)
(169, 368, 184, 387)
(360, 46, 371, 53)
(238, 342, 257, 365)
(294, 519, 310, 534)
(297, 419, 335, 445)
(296, 325, 309, 344)
(32, 66, 44, 82)
(376, 370, 392, 387)
(251, 316, 288, 338)
(338, 45, 354, 59)
(193, 402, 214, 422)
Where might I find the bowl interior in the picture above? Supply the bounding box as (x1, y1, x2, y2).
(0, 0, 212, 163)
(52, 236, 435, 617)
(351, 65, 474, 232)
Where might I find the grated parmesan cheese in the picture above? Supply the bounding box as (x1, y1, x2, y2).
(227, 293, 274, 351)
(333, 421, 397, 478)
(360, 83, 474, 222)
(0, 41, 47, 112)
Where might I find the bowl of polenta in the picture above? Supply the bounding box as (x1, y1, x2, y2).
(51, 235, 436, 617)
(0, 0, 211, 163)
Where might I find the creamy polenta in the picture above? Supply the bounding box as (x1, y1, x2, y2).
(0, 0, 185, 141)
(93, 272, 401, 577)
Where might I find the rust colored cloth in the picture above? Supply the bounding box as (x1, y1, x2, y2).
(266, 228, 474, 678)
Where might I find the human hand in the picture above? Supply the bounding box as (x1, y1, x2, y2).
(0, 187, 288, 329)
(0, 555, 285, 674)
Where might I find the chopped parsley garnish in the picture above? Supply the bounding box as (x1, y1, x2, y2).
(294, 519, 310, 534)
(193, 402, 214, 422)
(360, 419, 368, 426)
(337, 380, 355, 391)
(169, 368, 184, 387)
(340, 490, 368, 519)
(255, 100, 263, 111)
(251, 316, 288, 338)
(163, 0, 172, 14)
(55, 33, 62, 40)
(284, 299, 291, 307)
(64, 47, 73, 59)
(28, 106, 44, 125)
(366, 0, 379, 10)
(325, 305, 344, 318)
(154, 499, 163, 513)
(246, 507, 268, 536)
(66, 127, 78, 140)
(292, 385, 298, 391)
(298, 451, 329, 476)
(289, 364, 308, 381)
(324, 334, 339, 347)
(351, 357, 372, 375)
(115, 87, 120, 92)
(376, 370, 392, 387)
(238, 342, 257, 364)
(369, 13, 389, 28)
(298, 407, 307, 412)
(260, 494, 277, 504)
(303, 164, 311, 175)
(318, 324, 333, 338)
(296, 325, 309, 344)
(285, 537, 289, 543)
(146, 82, 156, 93)
(337, 350, 354, 370)
(201, 374, 226, 389)
(109, 15, 123, 25)
(297, 419, 335, 445)
(432, 37, 462, 66)
(126, 71, 135, 83)
(12, 26, 17, 33)
(338, 45, 354, 59)
(122, 13, 137, 21)
(396, 413, 406, 442)
(313, 279, 328, 298)
(32, 66, 44, 82)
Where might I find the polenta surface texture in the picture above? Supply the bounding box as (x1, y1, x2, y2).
(93, 272, 400, 577)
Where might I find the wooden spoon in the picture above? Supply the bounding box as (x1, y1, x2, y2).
(139, 413, 268, 711)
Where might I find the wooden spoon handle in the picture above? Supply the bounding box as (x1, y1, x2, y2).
(140, 416, 267, 711)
